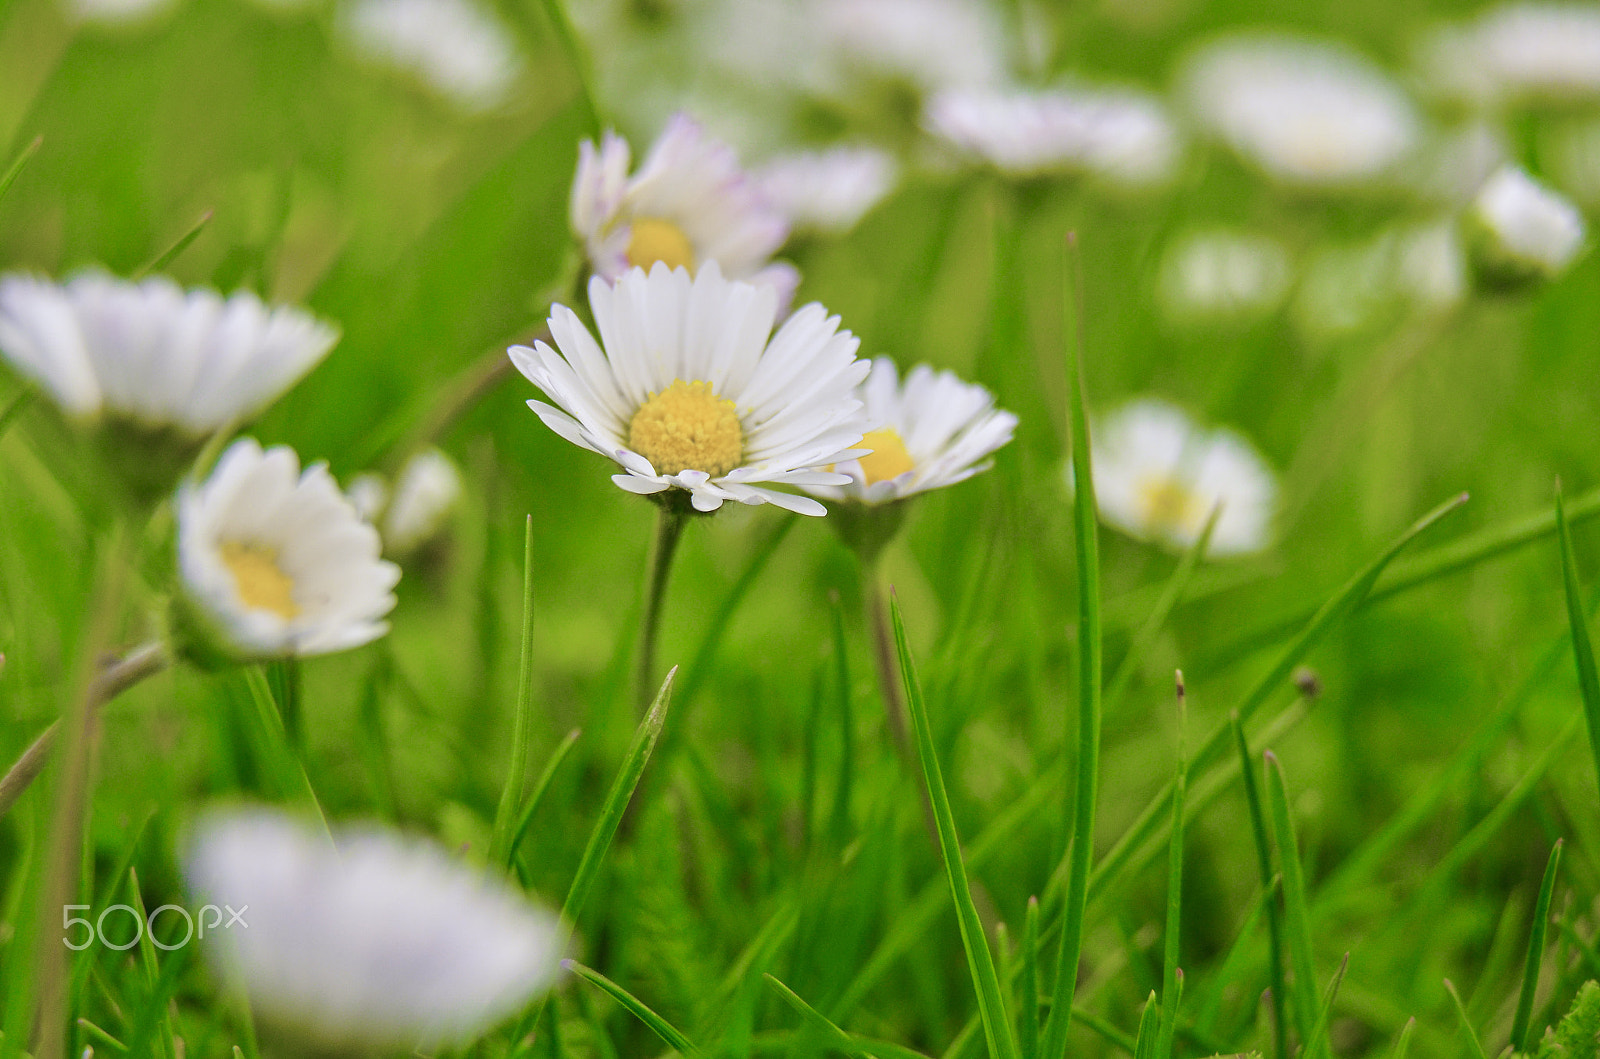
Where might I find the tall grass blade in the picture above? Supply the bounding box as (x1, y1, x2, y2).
(765, 973, 880, 1059)
(491, 515, 539, 868)
(1232, 711, 1288, 1059)
(0, 135, 40, 204)
(565, 960, 698, 1056)
(1512, 840, 1564, 1055)
(137, 210, 213, 277)
(1304, 952, 1349, 1059)
(1155, 674, 1186, 1059)
(1390, 1017, 1417, 1059)
(1263, 751, 1318, 1050)
(1042, 229, 1103, 1059)
(509, 727, 583, 867)
(890, 595, 1020, 1059)
(1555, 486, 1600, 793)
(1444, 979, 1488, 1059)
(1132, 991, 1159, 1059)
(1021, 897, 1040, 1059)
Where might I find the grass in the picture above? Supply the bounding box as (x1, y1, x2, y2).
(2, 0, 1600, 1057)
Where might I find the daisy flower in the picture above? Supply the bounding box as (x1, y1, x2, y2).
(1418, 3, 1600, 108)
(803, 357, 1016, 505)
(925, 84, 1182, 186)
(0, 271, 338, 435)
(185, 807, 562, 1051)
(1465, 164, 1588, 284)
(571, 114, 797, 305)
(347, 448, 464, 555)
(754, 146, 900, 235)
(1179, 33, 1422, 189)
(177, 438, 400, 660)
(1090, 398, 1276, 556)
(510, 262, 868, 517)
(338, 0, 523, 112)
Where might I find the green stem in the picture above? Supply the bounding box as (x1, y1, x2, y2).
(491, 515, 539, 868)
(637, 503, 688, 714)
(866, 572, 911, 761)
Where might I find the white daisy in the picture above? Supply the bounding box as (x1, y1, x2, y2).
(0, 271, 338, 435)
(1418, 3, 1600, 107)
(177, 438, 400, 660)
(925, 84, 1182, 186)
(1466, 164, 1588, 282)
(1156, 228, 1294, 324)
(510, 262, 868, 517)
(810, 0, 1008, 95)
(384, 448, 463, 554)
(338, 0, 523, 113)
(571, 114, 797, 306)
(185, 807, 562, 1051)
(803, 357, 1016, 505)
(1090, 398, 1276, 557)
(754, 146, 900, 234)
(1180, 33, 1422, 189)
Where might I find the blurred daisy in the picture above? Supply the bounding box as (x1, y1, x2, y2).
(177, 438, 400, 660)
(1395, 219, 1469, 309)
(0, 271, 338, 435)
(811, 0, 1008, 94)
(1156, 228, 1294, 324)
(510, 262, 868, 516)
(1090, 398, 1276, 556)
(348, 448, 463, 555)
(754, 146, 900, 235)
(571, 114, 797, 304)
(1180, 34, 1421, 189)
(1465, 164, 1588, 284)
(925, 84, 1182, 186)
(804, 357, 1017, 505)
(186, 807, 562, 1051)
(1418, 3, 1600, 107)
(338, 0, 523, 112)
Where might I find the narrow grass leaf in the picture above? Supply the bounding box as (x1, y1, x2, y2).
(0, 135, 40, 204)
(1232, 711, 1289, 1059)
(137, 210, 213, 277)
(1444, 979, 1488, 1059)
(890, 595, 1020, 1059)
(126, 867, 178, 1059)
(1133, 991, 1160, 1059)
(1155, 675, 1187, 1059)
(1304, 953, 1349, 1059)
(509, 727, 583, 866)
(1512, 840, 1564, 1055)
(565, 960, 698, 1056)
(491, 515, 539, 868)
(764, 973, 876, 1059)
(1390, 1017, 1416, 1059)
(1264, 751, 1318, 1049)
(1043, 230, 1103, 1059)
(1021, 897, 1040, 1059)
(1556, 486, 1600, 794)
(242, 667, 329, 834)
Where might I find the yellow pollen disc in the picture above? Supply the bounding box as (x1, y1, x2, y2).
(628, 379, 744, 478)
(857, 427, 914, 486)
(1137, 475, 1203, 535)
(626, 217, 697, 273)
(220, 542, 299, 620)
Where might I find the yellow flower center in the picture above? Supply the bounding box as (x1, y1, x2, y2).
(628, 379, 744, 478)
(221, 542, 299, 620)
(857, 427, 914, 486)
(626, 217, 697, 273)
(1137, 475, 1204, 535)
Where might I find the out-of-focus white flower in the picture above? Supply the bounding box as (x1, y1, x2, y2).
(1157, 228, 1294, 324)
(511, 263, 868, 516)
(571, 114, 796, 305)
(1395, 219, 1469, 308)
(185, 807, 562, 1051)
(1466, 164, 1588, 283)
(925, 84, 1182, 186)
(811, 0, 1008, 95)
(1418, 3, 1600, 108)
(338, 0, 523, 112)
(382, 448, 462, 553)
(65, 0, 173, 25)
(0, 272, 337, 435)
(1180, 34, 1422, 189)
(1090, 398, 1276, 556)
(804, 357, 1016, 505)
(345, 472, 390, 524)
(754, 146, 900, 234)
(177, 439, 400, 660)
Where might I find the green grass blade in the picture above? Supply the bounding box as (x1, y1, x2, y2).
(1021, 896, 1040, 1059)
(0, 135, 41, 204)
(565, 960, 698, 1056)
(126, 867, 178, 1059)
(1263, 751, 1318, 1050)
(1091, 493, 1467, 908)
(1232, 711, 1289, 1059)
(1512, 840, 1564, 1055)
(1304, 952, 1350, 1059)
(491, 515, 538, 869)
(509, 727, 583, 866)
(137, 210, 213, 277)
(242, 667, 328, 834)
(1155, 675, 1186, 1059)
(1555, 486, 1600, 794)
(1132, 991, 1160, 1059)
(764, 973, 878, 1059)
(1043, 230, 1103, 1059)
(1444, 979, 1489, 1059)
(1390, 1017, 1417, 1059)
(890, 595, 1020, 1059)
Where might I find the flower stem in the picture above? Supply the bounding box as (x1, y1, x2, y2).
(637, 503, 688, 714)
(864, 572, 911, 762)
